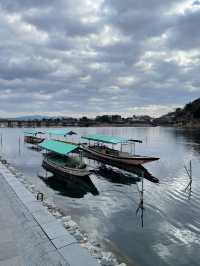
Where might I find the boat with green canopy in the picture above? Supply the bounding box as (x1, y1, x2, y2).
(24, 130, 45, 144)
(38, 139, 89, 178)
(81, 134, 159, 166)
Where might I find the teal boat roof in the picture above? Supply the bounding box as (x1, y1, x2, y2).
(38, 140, 78, 156)
(46, 129, 76, 136)
(81, 134, 128, 144)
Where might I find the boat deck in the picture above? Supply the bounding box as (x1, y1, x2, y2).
(89, 145, 149, 159)
(46, 154, 83, 168)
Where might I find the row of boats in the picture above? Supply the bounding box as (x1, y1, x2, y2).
(24, 129, 160, 182)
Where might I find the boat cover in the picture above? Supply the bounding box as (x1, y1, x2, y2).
(39, 139, 78, 155)
(81, 134, 128, 144)
(46, 129, 76, 136)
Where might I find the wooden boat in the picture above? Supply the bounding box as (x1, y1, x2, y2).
(39, 139, 90, 178)
(24, 135, 44, 144)
(81, 134, 159, 166)
(24, 130, 44, 145)
(85, 152, 159, 183)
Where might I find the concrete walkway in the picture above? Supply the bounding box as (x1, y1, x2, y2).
(0, 163, 99, 266)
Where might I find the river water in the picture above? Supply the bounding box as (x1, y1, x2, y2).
(1, 127, 200, 266)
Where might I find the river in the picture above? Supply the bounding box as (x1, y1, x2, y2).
(1, 126, 200, 266)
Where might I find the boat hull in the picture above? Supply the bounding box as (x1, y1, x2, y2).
(86, 152, 159, 183)
(42, 158, 90, 178)
(24, 136, 44, 145)
(81, 146, 159, 166)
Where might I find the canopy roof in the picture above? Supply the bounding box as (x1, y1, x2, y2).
(39, 140, 78, 156)
(46, 129, 76, 136)
(24, 129, 44, 136)
(81, 134, 128, 144)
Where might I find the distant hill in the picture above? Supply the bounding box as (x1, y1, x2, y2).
(155, 98, 200, 127)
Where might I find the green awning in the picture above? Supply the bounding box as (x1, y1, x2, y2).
(81, 134, 128, 144)
(38, 140, 78, 155)
(46, 129, 76, 136)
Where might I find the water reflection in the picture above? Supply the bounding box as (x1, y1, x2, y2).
(27, 145, 42, 152)
(170, 128, 200, 155)
(94, 164, 140, 185)
(184, 160, 193, 199)
(3, 127, 200, 266)
(38, 168, 99, 198)
(135, 173, 145, 228)
(136, 192, 144, 228)
(87, 154, 159, 183)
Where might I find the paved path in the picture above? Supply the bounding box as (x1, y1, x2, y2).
(0, 163, 99, 266)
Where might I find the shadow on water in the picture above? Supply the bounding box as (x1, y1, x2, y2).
(171, 128, 200, 153)
(27, 145, 42, 152)
(38, 168, 99, 198)
(86, 154, 159, 183)
(93, 164, 140, 185)
(114, 163, 159, 183)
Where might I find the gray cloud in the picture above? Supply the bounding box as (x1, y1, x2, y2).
(0, 0, 56, 12)
(0, 0, 199, 117)
(168, 9, 200, 50)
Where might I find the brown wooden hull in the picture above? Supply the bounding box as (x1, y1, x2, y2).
(42, 158, 90, 178)
(24, 136, 44, 145)
(81, 146, 159, 166)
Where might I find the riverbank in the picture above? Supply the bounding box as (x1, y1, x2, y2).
(0, 161, 100, 266)
(0, 158, 126, 266)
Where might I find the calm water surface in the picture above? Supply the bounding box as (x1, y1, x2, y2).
(1, 127, 200, 266)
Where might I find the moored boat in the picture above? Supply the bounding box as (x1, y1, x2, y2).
(39, 139, 90, 179)
(81, 134, 159, 166)
(24, 130, 45, 144)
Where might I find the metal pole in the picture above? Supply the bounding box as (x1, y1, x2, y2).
(141, 171, 144, 228)
(0, 134, 2, 149)
(141, 171, 144, 201)
(18, 136, 21, 155)
(190, 160, 192, 179)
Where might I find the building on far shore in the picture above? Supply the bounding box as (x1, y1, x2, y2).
(0, 114, 155, 128)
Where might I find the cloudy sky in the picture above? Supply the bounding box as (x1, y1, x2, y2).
(0, 0, 200, 118)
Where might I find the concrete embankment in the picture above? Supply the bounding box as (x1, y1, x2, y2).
(0, 162, 99, 266)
